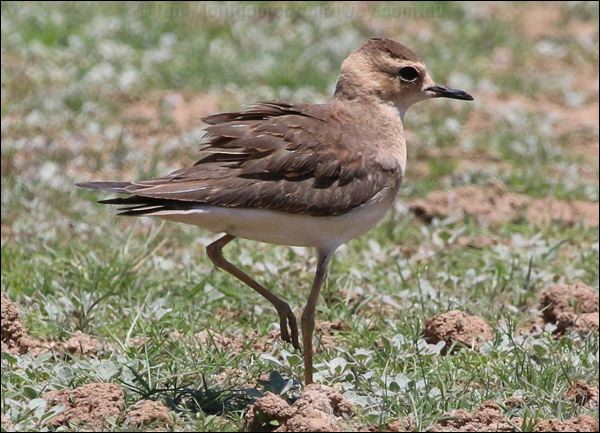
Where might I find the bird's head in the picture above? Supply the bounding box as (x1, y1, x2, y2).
(335, 38, 473, 117)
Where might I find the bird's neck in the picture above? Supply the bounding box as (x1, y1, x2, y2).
(334, 80, 407, 120)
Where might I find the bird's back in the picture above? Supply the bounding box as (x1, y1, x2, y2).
(79, 99, 406, 218)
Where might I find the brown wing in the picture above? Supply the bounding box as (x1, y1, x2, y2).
(83, 101, 402, 216)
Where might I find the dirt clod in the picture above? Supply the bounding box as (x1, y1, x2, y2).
(430, 400, 519, 432)
(409, 185, 599, 228)
(1, 293, 49, 356)
(566, 380, 599, 407)
(246, 392, 292, 427)
(127, 335, 150, 347)
(386, 417, 414, 431)
(424, 310, 493, 351)
(1, 414, 14, 432)
(62, 331, 103, 355)
(125, 399, 173, 429)
(503, 395, 525, 409)
(315, 320, 349, 350)
(316, 320, 349, 333)
(556, 312, 599, 334)
(540, 283, 598, 322)
(533, 414, 599, 432)
(1, 294, 105, 357)
(430, 399, 599, 432)
(1, 293, 27, 353)
(456, 235, 505, 249)
(44, 383, 124, 430)
(539, 283, 599, 333)
(251, 329, 281, 353)
(244, 384, 352, 432)
(196, 329, 244, 353)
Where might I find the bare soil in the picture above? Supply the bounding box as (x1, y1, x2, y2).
(251, 329, 282, 353)
(158, 327, 281, 355)
(1, 293, 50, 356)
(244, 384, 353, 432)
(455, 235, 507, 250)
(424, 310, 493, 352)
(125, 399, 173, 430)
(430, 400, 599, 432)
(533, 415, 599, 432)
(503, 395, 525, 409)
(127, 335, 150, 347)
(516, 3, 562, 40)
(315, 319, 349, 350)
(196, 329, 245, 353)
(2, 292, 29, 353)
(213, 367, 254, 389)
(122, 90, 218, 132)
(565, 313, 600, 334)
(1, 293, 104, 356)
(62, 331, 103, 355)
(430, 401, 519, 432)
(44, 383, 124, 430)
(386, 418, 414, 431)
(566, 380, 599, 407)
(475, 90, 599, 158)
(1, 414, 14, 432)
(539, 283, 599, 333)
(410, 184, 599, 228)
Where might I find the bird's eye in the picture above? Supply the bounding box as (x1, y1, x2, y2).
(398, 66, 419, 82)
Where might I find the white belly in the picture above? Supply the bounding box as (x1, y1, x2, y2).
(149, 185, 398, 250)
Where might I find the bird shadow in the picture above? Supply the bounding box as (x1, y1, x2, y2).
(120, 369, 301, 415)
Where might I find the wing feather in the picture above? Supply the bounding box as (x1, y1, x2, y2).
(81, 101, 402, 216)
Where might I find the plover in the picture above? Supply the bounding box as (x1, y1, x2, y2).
(79, 38, 473, 384)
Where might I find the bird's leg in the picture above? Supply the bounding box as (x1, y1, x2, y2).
(206, 234, 300, 350)
(301, 249, 334, 385)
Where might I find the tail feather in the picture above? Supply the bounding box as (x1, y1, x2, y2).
(117, 206, 166, 216)
(94, 192, 199, 216)
(77, 181, 132, 193)
(98, 196, 142, 205)
(79, 181, 202, 216)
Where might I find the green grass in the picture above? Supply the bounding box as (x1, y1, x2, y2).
(1, 1, 599, 432)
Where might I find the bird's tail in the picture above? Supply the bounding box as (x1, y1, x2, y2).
(76, 181, 132, 193)
(77, 181, 196, 216)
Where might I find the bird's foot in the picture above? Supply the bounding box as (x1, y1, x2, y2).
(276, 306, 301, 351)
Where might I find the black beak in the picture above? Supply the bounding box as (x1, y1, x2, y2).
(427, 85, 473, 101)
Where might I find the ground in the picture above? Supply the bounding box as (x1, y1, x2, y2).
(1, 2, 598, 432)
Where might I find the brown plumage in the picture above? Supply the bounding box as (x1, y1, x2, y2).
(82, 100, 403, 217)
(358, 37, 421, 61)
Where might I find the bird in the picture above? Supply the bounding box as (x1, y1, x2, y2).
(78, 38, 473, 385)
